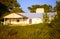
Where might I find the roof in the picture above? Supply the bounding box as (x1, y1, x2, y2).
(18, 13, 43, 19)
(4, 13, 28, 18)
(18, 12, 55, 19)
(3, 12, 55, 19)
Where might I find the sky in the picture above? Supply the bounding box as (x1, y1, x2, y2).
(17, 0, 56, 13)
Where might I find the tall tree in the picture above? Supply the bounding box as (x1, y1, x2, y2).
(57, 1, 60, 19)
(48, 1, 60, 39)
(0, 3, 9, 17)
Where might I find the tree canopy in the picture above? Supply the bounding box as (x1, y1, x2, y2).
(10, 7, 24, 13)
(28, 4, 52, 13)
(0, 0, 24, 19)
(0, 0, 20, 8)
(0, 3, 9, 17)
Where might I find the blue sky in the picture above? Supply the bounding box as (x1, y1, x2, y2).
(17, 0, 56, 13)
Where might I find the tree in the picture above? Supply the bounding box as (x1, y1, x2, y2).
(57, 1, 60, 19)
(0, 0, 24, 20)
(42, 4, 52, 13)
(43, 13, 49, 23)
(54, 6, 57, 12)
(0, 0, 20, 8)
(41, 4, 52, 23)
(28, 4, 52, 13)
(28, 7, 35, 13)
(0, 3, 9, 17)
(28, 5, 42, 13)
(28, 4, 52, 23)
(48, 1, 60, 39)
(10, 7, 24, 13)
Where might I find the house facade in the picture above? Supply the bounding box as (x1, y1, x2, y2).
(2, 12, 56, 25)
(3, 13, 28, 25)
(3, 13, 43, 25)
(1, 8, 56, 25)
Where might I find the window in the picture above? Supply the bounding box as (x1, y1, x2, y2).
(17, 19, 19, 22)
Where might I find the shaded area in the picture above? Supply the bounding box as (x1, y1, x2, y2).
(0, 2, 9, 17)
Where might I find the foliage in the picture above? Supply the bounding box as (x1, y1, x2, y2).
(54, 6, 56, 12)
(0, 3, 9, 17)
(47, 1, 60, 39)
(57, 1, 60, 19)
(28, 5, 41, 13)
(43, 13, 49, 23)
(0, 0, 24, 20)
(28, 4, 52, 13)
(10, 7, 24, 13)
(0, 0, 20, 8)
(42, 4, 52, 13)
(0, 23, 60, 39)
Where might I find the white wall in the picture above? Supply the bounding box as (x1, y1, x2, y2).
(31, 18, 43, 24)
(3, 18, 43, 25)
(4, 19, 29, 25)
(36, 8, 44, 13)
(11, 19, 29, 25)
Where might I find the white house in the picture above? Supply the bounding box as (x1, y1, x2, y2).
(3, 13, 43, 25)
(2, 12, 55, 25)
(1, 8, 56, 25)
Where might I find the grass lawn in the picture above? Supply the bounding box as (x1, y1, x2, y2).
(0, 23, 60, 39)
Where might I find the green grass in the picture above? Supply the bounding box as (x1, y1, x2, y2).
(0, 23, 60, 39)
